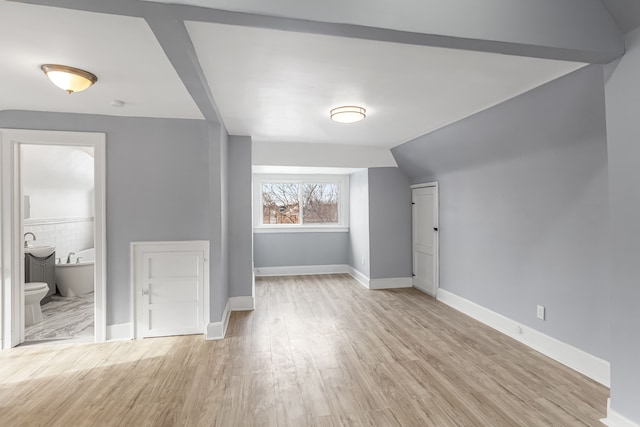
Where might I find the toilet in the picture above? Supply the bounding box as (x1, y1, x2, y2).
(24, 282, 49, 327)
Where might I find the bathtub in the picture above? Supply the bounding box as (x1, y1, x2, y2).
(55, 248, 94, 297)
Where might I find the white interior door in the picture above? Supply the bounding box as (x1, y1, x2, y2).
(412, 185, 438, 296)
(135, 243, 208, 338)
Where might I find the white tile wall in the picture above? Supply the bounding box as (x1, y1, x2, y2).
(24, 218, 94, 263)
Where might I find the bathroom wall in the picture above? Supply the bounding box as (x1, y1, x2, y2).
(24, 219, 94, 263)
(22, 145, 95, 259)
(22, 145, 94, 218)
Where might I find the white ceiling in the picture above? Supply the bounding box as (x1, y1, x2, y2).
(0, 2, 202, 119)
(0, 1, 593, 150)
(187, 22, 585, 148)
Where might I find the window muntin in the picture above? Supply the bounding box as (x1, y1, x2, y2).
(254, 174, 348, 231)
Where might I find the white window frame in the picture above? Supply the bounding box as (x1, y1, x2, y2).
(253, 174, 349, 233)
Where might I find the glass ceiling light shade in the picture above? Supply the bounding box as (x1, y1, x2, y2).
(41, 64, 98, 94)
(330, 106, 366, 124)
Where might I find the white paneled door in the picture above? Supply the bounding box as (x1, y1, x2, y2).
(412, 185, 438, 296)
(134, 241, 209, 339)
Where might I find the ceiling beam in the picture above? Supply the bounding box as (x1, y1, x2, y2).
(10, 0, 223, 124)
(13, 0, 625, 64)
(174, 1, 624, 64)
(9, 0, 146, 17)
(143, 4, 223, 123)
(8, 0, 626, 129)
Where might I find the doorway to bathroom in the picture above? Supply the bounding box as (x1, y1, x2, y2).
(0, 129, 106, 349)
(22, 144, 95, 344)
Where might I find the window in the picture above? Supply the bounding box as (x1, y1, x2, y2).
(254, 174, 349, 232)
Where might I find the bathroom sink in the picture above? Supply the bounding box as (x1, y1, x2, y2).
(24, 245, 55, 258)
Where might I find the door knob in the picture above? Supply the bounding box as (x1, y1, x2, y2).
(433, 227, 438, 231)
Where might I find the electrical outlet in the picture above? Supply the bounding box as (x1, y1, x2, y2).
(361, 256, 366, 266)
(537, 305, 545, 320)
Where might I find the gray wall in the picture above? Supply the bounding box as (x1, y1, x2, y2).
(0, 111, 212, 325)
(368, 167, 412, 279)
(604, 27, 640, 423)
(208, 122, 229, 322)
(392, 65, 610, 360)
(228, 136, 254, 296)
(601, 0, 640, 34)
(252, 167, 412, 281)
(348, 170, 370, 277)
(254, 232, 348, 268)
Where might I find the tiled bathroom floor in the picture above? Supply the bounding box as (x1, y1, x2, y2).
(24, 292, 94, 344)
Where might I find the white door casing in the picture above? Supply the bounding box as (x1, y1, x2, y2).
(412, 184, 439, 296)
(133, 241, 209, 339)
(0, 129, 106, 349)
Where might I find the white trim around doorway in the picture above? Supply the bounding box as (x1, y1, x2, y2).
(0, 129, 106, 349)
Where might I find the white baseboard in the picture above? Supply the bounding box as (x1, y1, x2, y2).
(436, 288, 610, 387)
(205, 295, 255, 340)
(206, 299, 231, 340)
(347, 266, 370, 289)
(229, 295, 255, 311)
(253, 264, 408, 292)
(254, 264, 349, 276)
(601, 399, 640, 427)
(369, 277, 413, 290)
(106, 323, 132, 341)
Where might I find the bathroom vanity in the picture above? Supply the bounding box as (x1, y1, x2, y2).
(25, 252, 56, 304)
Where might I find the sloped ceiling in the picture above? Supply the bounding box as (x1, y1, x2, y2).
(152, 0, 624, 63)
(1, 0, 629, 151)
(600, 0, 640, 34)
(187, 21, 585, 148)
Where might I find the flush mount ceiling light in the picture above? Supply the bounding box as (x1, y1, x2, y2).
(41, 64, 98, 94)
(330, 105, 366, 124)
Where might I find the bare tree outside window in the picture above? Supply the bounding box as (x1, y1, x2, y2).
(262, 183, 300, 224)
(302, 183, 339, 223)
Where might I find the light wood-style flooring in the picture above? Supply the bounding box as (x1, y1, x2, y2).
(0, 274, 608, 426)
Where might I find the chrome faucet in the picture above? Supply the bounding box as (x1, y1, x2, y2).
(66, 252, 76, 264)
(23, 232, 36, 248)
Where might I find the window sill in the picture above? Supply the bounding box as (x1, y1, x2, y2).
(253, 227, 349, 234)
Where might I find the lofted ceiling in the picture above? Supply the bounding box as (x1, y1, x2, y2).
(187, 22, 584, 147)
(0, 0, 633, 150)
(0, 2, 202, 119)
(148, 0, 623, 55)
